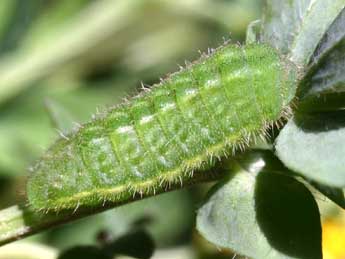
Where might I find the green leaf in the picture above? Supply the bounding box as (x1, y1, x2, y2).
(309, 181, 345, 209)
(44, 98, 76, 134)
(262, 0, 345, 65)
(246, 20, 261, 44)
(299, 8, 345, 98)
(297, 92, 345, 113)
(310, 8, 345, 66)
(275, 111, 345, 187)
(196, 152, 322, 259)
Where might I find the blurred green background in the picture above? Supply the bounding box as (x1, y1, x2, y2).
(0, 1, 262, 258)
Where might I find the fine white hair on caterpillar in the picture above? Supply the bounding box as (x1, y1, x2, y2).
(27, 43, 298, 212)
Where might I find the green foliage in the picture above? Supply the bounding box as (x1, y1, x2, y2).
(0, 1, 344, 259)
(262, 0, 345, 66)
(276, 113, 345, 187)
(273, 0, 345, 223)
(197, 151, 322, 259)
(300, 8, 345, 97)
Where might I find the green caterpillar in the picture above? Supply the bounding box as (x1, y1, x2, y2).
(27, 44, 298, 211)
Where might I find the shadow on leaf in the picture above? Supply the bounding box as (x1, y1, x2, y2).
(294, 110, 345, 133)
(254, 171, 322, 259)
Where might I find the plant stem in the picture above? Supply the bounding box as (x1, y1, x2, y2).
(0, 170, 224, 246)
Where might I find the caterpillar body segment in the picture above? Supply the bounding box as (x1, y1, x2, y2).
(27, 44, 298, 211)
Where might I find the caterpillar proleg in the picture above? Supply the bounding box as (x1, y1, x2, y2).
(27, 44, 298, 211)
